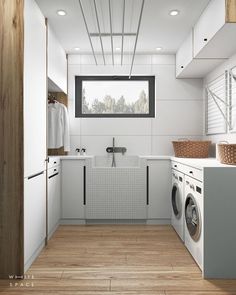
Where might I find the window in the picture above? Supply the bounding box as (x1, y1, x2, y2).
(75, 76, 155, 117)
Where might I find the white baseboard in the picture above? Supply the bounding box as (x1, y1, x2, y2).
(24, 240, 45, 273)
(60, 219, 171, 225)
(60, 219, 86, 225)
(47, 222, 60, 240)
(146, 219, 171, 225)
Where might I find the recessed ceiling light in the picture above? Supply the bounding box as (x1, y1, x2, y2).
(57, 10, 67, 16)
(169, 10, 179, 16)
(74, 47, 80, 51)
(115, 47, 121, 51)
(155, 47, 163, 51)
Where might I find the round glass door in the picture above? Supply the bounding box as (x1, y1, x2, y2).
(185, 194, 201, 241)
(171, 184, 182, 219)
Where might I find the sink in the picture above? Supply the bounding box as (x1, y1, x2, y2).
(92, 155, 140, 168)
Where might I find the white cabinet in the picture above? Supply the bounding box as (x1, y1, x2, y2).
(147, 160, 171, 220)
(176, 31, 193, 77)
(61, 160, 85, 220)
(176, 30, 225, 78)
(24, 0, 47, 177)
(194, 0, 225, 57)
(47, 166, 61, 239)
(176, 0, 236, 78)
(194, 0, 236, 59)
(24, 172, 46, 269)
(48, 25, 67, 94)
(23, 0, 47, 272)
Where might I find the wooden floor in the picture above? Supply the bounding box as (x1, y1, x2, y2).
(1, 225, 236, 294)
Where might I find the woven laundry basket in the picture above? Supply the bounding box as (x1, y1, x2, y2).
(172, 140, 211, 158)
(218, 143, 236, 165)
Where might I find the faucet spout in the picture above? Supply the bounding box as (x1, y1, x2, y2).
(111, 137, 116, 167)
(106, 137, 127, 167)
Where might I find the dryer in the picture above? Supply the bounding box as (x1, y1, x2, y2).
(171, 169, 184, 241)
(184, 175, 203, 270)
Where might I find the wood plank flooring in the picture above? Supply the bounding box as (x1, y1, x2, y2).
(1, 225, 236, 294)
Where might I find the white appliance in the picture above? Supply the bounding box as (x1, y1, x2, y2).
(171, 169, 184, 241)
(184, 175, 203, 270)
(47, 163, 61, 240)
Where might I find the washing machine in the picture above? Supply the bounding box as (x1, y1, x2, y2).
(171, 169, 184, 241)
(184, 175, 203, 270)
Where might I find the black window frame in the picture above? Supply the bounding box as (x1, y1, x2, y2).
(75, 75, 155, 118)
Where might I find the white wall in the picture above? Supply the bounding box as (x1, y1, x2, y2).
(67, 54, 203, 156)
(204, 52, 236, 155)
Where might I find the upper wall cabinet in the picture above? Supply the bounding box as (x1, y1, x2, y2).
(176, 30, 225, 78)
(176, 0, 236, 78)
(194, 0, 236, 59)
(176, 31, 193, 77)
(48, 25, 67, 94)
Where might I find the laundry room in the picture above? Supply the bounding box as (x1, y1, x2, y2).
(1, 0, 236, 293)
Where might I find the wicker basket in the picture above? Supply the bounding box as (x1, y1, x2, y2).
(218, 143, 236, 165)
(172, 140, 211, 158)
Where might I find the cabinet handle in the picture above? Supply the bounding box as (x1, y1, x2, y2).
(174, 164, 177, 168)
(204, 38, 208, 42)
(48, 172, 59, 179)
(181, 66, 184, 69)
(54, 161, 57, 164)
(83, 166, 86, 205)
(28, 171, 44, 180)
(146, 166, 149, 205)
(189, 171, 193, 174)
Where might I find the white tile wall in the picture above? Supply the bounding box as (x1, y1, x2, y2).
(153, 100, 203, 135)
(67, 54, 204, 156)
(80, 136, 151, 156)
(151, 135, 203, 155)
(80, 118, 151, 136)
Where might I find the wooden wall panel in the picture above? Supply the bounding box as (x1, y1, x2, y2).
(0, 0, 24, 278)
(226, 0, 236, 22)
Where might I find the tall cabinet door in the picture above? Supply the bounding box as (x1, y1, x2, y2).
(24, 172, 46, 268)
(24, 0, 47, 177)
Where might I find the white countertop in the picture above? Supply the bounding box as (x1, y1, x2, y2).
(59, 155, 93, 160)
(48, 155, 236, 168)
(140, 155, 171, 160)
(171, 157, 236, 169)
(50, 155, 171, 160)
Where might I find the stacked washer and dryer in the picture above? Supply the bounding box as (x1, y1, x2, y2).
(171, 162, 203, 270)
(171, 158, 236, 278)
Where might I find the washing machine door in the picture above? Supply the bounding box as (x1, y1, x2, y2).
(185, 194, 201, 242)
(171, 183, 182, 219)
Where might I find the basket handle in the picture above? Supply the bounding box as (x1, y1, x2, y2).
(218, 141, 229, 144)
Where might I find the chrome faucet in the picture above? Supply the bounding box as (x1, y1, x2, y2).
(106, 137, 127, 167)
